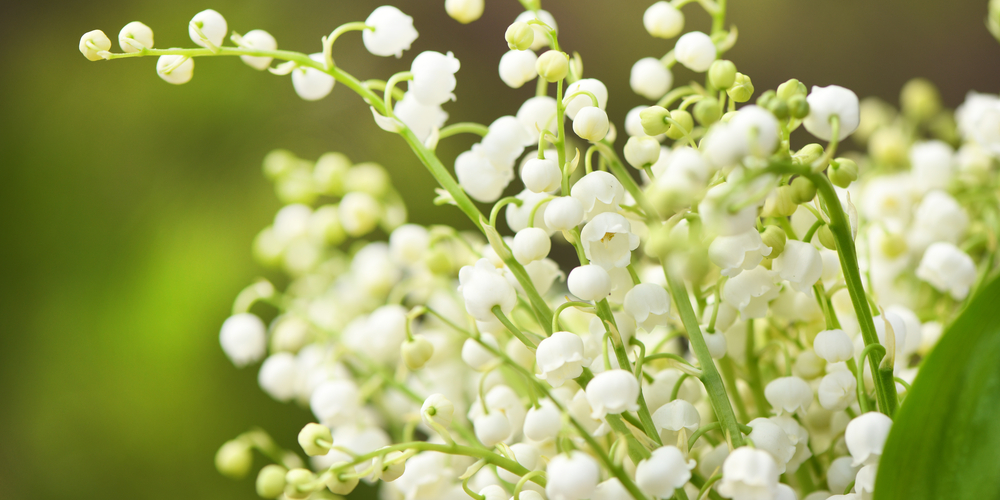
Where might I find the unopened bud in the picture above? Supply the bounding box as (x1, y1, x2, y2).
(708, 59, 737, 89)
(900, 78, 941, 123)
(694, 97, 722, 126)
(793, 143, 824, 166)
(79, 30, 111, 61)
(536, 50, 569, 82)
(314, 152, 350, 195)
(789, 177, 816, 204)
(788, 94, 810, 119)
(446, 0, 485, 24)
(818, 225, 837, 250)
(776, 78, 806, 101)
(829, 158, 859, 188)
(284, 468, 316, 499)
(640, 106, 671, 136)
(215, 440, 253, 479)
(665, 109, 693, 140)
(767, 97, 789, 120)
(727, 73, 754, 103)
(624, 136, 661, 169)
(256, 465, 288, 499)
(761, 226, 787, 257)
(325, 463, 360, 494)
(381, 451, 407, 482)
(880, 233, 908, 258)
(401, 336, 435, 370)
(505, 21, 534, 51)
(762, 186, 797, 217)
(756, 90, 777, 110)
(297, 423, 332, 456)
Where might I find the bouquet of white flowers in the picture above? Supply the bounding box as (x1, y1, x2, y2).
(79, 1, 1000, 499)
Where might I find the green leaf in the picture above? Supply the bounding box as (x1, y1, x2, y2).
(875, 274, 1000, 500)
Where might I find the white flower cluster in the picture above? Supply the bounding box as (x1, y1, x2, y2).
(80, 2, 999, 500)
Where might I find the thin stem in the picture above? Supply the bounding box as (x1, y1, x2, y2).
(439, 122, 490, 139)
(551, 301, 594, 333)
(744, 319, 771, 417)
(321, 22, 372, 70)
(492, 305, 539, 348)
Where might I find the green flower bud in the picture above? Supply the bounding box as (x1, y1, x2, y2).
(297, 423, 332, 457)
(381, 451, 407, 482)
(313, 152, 350, 196)
(215, 440, 253, 479)
(767, 97, 789, 120)
(868, 128, 908, 167)
(756, 90, 777, 110)
(760, 226, 787, 258)
(789, 176, 817, 204)
(325, 463, 360, 495)
(424, 247, 453, 274)
(829, 158, 859, 188)
(900, 78, 941, 123)
(285, 468, 317, 500)
(817, 225, 837, 250)
(536, 50, 569, 82)
(643, 224, 673, 259)
(788, 94, 810, 119)
(792, 143, 824, 166)
(256, 465, 288, 499)
(708, 59, 737, 89)
(762, 186, 797, 217)
(344, 162, 390, 198)
(694, 96, 723, 126)
(505, 22, 534, 51)
(928, 112, 959, 145)
(263, 149, 299, 180)
(665, 109, 694, 140)
(640, 106, 672, 136)
(880, 233, 908, 259)
(776, 79, 805, 100)
(401, 336, 435, 370)
(727, 73, 754, 103)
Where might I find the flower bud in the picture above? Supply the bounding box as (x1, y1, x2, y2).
(573, 107, 610, 142)
(792, 143, 824, 166)
(512, 227, 552, 264)
(291, 53, 335, 101)
(916, 242, 977, 300)
(818, 370, 856, 411)
(640, 106, 671, 136)
(586, 369, 640, 418)
(79, 30, 112, 61)
(803, 85, 860, 141)
(325, 463, 360, 494)
(445, 0, 484, 24)
(284, 468, 316, 499)
(760, 226, 787, 258)
(118, 22, 154, 53)
(777, 78, 806, 100)
(536, 50, 569, 82)
(675, 31, 716, 72)
(401, 336, 435, 370)
(297, 423, 332, 456)
(524, 400, 562, 440)
(189, 9, 227, 49)
(789, 176, 816, 204)
(219, 313, 267, 367)
(813, 329, 854, 363)
(381, 451, 406, 482)
(215, 440, 253, 479)
(709, 60, 737, 89)
(544, 196, 585, 230)
(363, 6, 419, 58)
(421, 393, 455, 428)
(568, 265, 612, 301)
(624, 136, 661, 169)
(727, 73, 754, 103)
(546, 452, 600, 500)
(845, 412, 893, 466)
(630, 58, 673, 100)
(665, 109, 693, 140)
(506, 21, 535, 50)
(536, 331, 589, 387)
(766, 97, 789, 120)
(339, 192, 381, 236)
(764, 376, 813, 415)
(762, 186, 797, 218)
(694, 97, 723, 126)
(462, 334, 500, 371)
(474, 411, 511, 447)
(156, 55, 194, 85)
(636, 446, 694, 498)
(828, 158, 858, 188)
(644, 1, 685, 39)
(499, 49, 538, 89)
(256, 464, 287, 499)
(239, 29, 277, 71)
(772, 240, 823, 293)
(522, 157, 561, 193)
(900, 78, 941, 122)
(788, 94, 810, 119)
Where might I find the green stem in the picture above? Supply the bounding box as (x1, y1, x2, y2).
(492, 305, 539, 348)
(439, 122, 490, 139)
(744, 319, 771, 417)
(551, 301, 593, 332)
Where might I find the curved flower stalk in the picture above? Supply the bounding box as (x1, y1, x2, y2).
(80, 1, 1000, 500)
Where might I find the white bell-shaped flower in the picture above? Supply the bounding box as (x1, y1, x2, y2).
(455, 148, 513, 202)
(459, 259, 517, 322)
(845, 412, 893, 466)
(478, 485, 507, 500)
(389, 224, 430, 265)
(722, 266, 780, 320)
(119, 21, 154, 53)
(636, 446, 695, 497)
(220, 313, 267, 367)
(573, 107, 611, 142)
(156, 55, 194, 85)
(776, 484, 798, 500)
(514, 10, 558, 51)
(482, 116, 534, 169)
(462, 334, 500, 371)
(571, 171, 625, 220)
(764, 376, 813, 415)
(730, 105, 781, 158)
(497, 443, 541, 483)
(643, 2, 685, 38)
(568, 265, 612, 301)
(499, 49, 538, 89)
(394, 91, 449, 143)
(771, 415, 812, 474)
(586, 369, 640, 418)
(624, 136, 662, 169)
(887, 305, 923, 357)
(536, 331, 589, 387)
(709, 228, 772, 278)
(910, 190, 968, 248)
(517, 96, 558, 141)
(746, 418, 796, 474)
(630, 58, 673, 100)
(189, 9, 227, 49)
(854, 464, 877, 499)
(521, 258, 565, 295)
(916, 241, 977, 300)
(623, 283, 670, 332)
(813, 329, 854, 363)
(772, 240, 824, 293)
(593, 478, 631, 500)
(512, 227, 551, 264)
(410, 51, 460, 106)
(79, 30, 112, 61)
(420, 393, 454, 428)
(524, 398, 562, 441)
(625, 106, 651, 137)
(258, 352, 299, 402)
(507, 190, 553, 232)
(544, 196, 585, 231)
(238, 29, 277, 70)
(474, 411, 511, 447)
(310, 379, 360, 426)
(651, 399, 700, 444)
(803, 85, 860, 141)
(699, 184, 760, 236)
(363, 6, 418, 58)
(546, 451, 598, 500)
(292, 53, 335, 101)
(445, 0, 484, 24)
(674, 31, 716, 72)
(580, 213, 640, 269)
(827, 456, 861, 495)
(818, 370, 857, 411)
(521, 157, 562, 193)
(909, 141, 955, 193)
(338, 192, 381, 237)
(563, 79, 609, 120)
(357, 305, 409, 365)
(718, 447, 780, 500)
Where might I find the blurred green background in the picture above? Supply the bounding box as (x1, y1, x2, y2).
(1, 0, 997, 498)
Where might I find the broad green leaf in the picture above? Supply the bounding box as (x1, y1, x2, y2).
(875, 274, 1000, 500)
